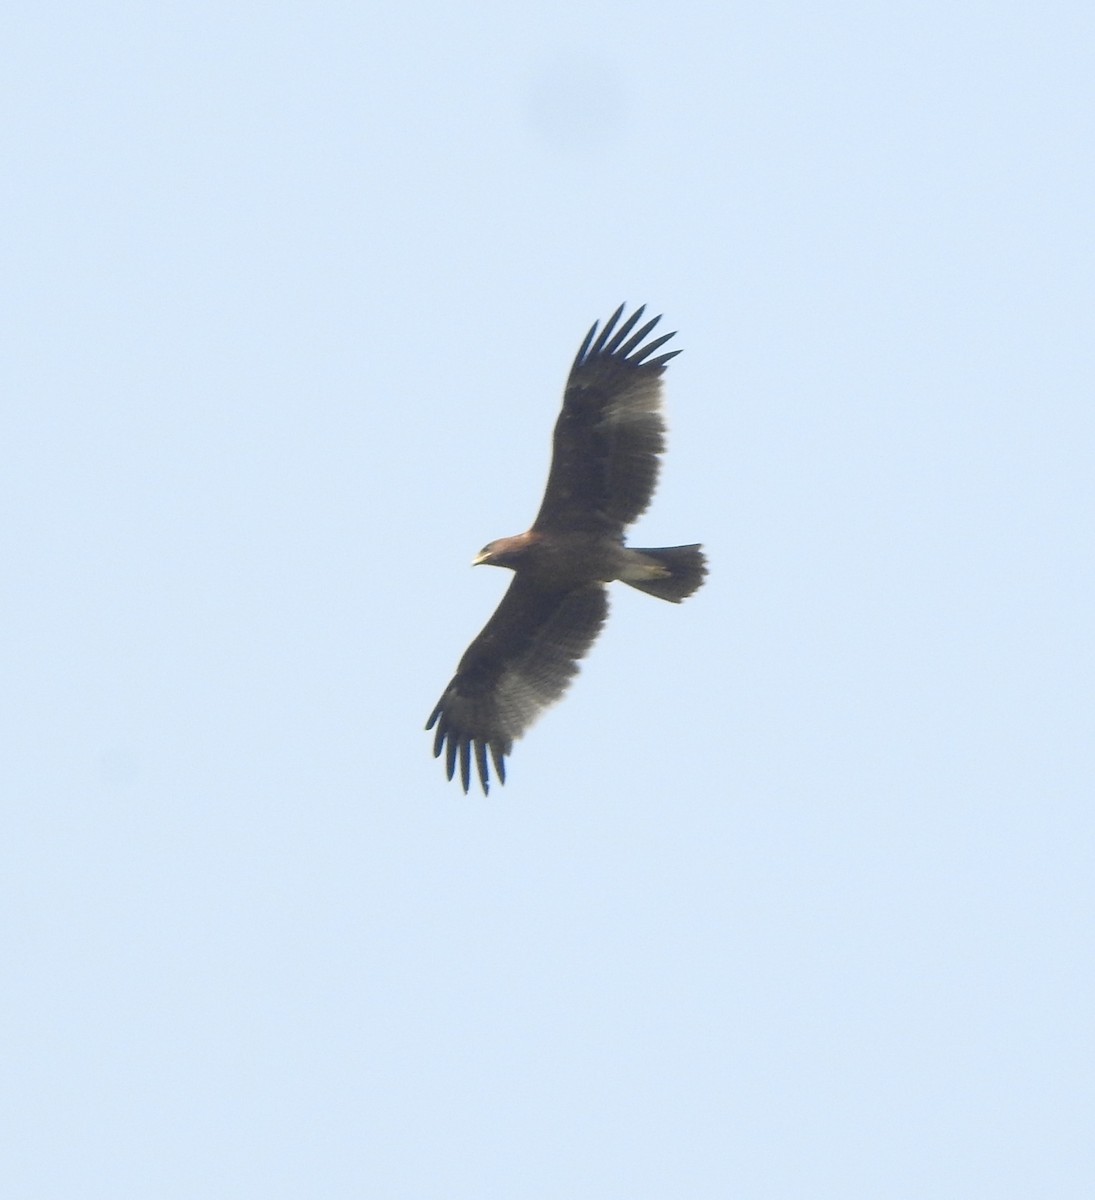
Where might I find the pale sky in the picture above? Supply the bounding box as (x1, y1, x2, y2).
(4, 2, 1094, 1196)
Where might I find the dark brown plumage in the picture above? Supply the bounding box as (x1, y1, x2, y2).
(427, 304, 707, 793)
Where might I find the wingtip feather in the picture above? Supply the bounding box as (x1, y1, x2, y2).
(590, 303, 627, 357)
(603, 305, 646, 355)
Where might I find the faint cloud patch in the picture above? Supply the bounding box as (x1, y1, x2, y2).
(98, 743, 141, 790)
(521, 53, 628, 156)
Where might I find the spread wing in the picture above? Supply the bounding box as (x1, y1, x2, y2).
(531, 304, 681, 535)
(426, 578, 608, 794)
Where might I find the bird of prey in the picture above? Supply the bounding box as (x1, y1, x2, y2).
(427, 304, 706, 793)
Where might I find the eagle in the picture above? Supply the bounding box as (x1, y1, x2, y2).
(426, 304, 706, 793)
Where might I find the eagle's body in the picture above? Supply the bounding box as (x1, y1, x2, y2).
(427, 305, 706, 793)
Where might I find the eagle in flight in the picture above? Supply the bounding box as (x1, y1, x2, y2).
(427, 304, 706, 793)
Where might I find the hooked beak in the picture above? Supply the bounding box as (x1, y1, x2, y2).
(472, 550, 491, 566)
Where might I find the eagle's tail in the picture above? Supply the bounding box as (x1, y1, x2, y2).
(622, 544, 707, 603)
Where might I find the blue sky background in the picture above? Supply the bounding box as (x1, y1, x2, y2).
(4, 2, 1094, 1196)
